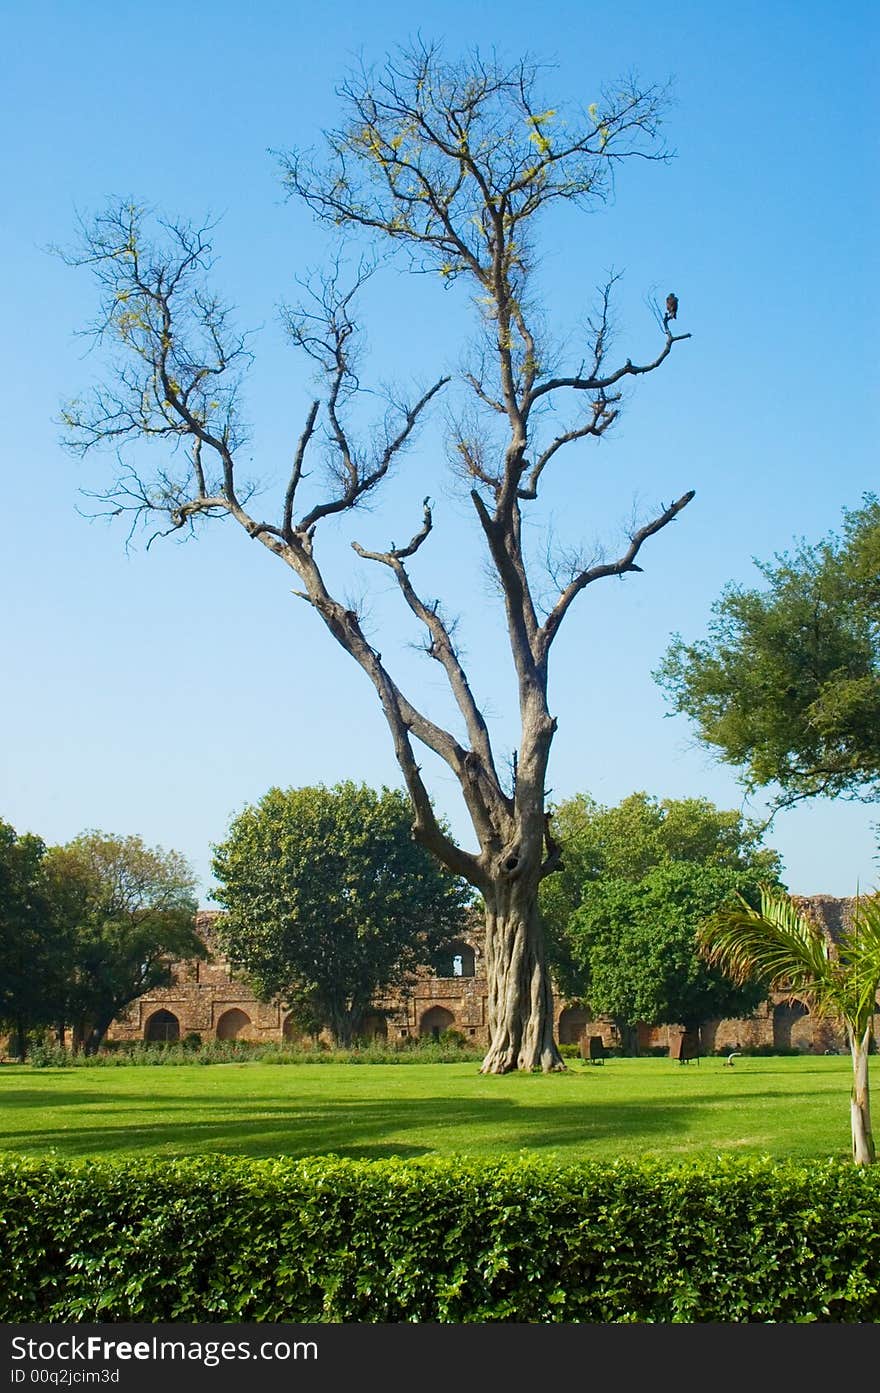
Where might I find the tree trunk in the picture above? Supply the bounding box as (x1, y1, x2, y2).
(480, 880, 565, 1073)
(849, 1027, 875, 1166)
(327, 1005, 355, 1049)
(84, 1014, 115, 1057)
(11, 1020, 27, 1061)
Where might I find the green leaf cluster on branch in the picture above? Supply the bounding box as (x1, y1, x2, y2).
(656, 495, 880, 812)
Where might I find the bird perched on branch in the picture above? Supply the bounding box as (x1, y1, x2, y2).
(665, 292, 678, 321)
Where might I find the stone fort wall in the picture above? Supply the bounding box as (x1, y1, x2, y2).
(106, 895, 876, 1054)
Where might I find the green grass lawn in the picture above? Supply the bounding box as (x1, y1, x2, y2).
(0, 1055, 863, 1164)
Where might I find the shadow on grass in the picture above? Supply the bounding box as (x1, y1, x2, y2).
(0, 1089, 834, 1161)
(0, 1058, 855, 1162)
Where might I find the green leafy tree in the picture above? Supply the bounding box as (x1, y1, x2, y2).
(46, 832, 202, 1054)
(211, 783, 473, 1046)
(0, 820, 68, 1057)
(655, 496, 880, 815)
(570, 862, 768, 1050)
(62, 43, 693, 1072)
(540, 791, 782, 995)
(700, 887, 880, 1165)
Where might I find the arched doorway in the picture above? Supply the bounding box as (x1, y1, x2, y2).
(773, 1000, 808, 1050)
(144, 1009, 180, 1043)
(419, 1006, 455, 1039)
(557, 1006, 591, 1045)
(216, 1008, 252, 1041)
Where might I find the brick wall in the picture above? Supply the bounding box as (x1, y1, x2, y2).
(103, 897, 878, 1054)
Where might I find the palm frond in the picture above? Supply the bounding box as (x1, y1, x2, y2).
(700, 885, 880, 1035)
(699, 885, 839, 1011)
(838, 895, 880, 1036)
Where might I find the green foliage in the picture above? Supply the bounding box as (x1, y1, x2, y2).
(0, 820, 68, 1054)
(24, 1037, 484, 1067)
(45, 831, 202, 1053)
(655, 495, 880, 811)
(212, 782, 472, 1045)
(571, 862, 769, 1032)
(0, 822, 200, 1057)
(2, 1153, 880, 1321)
(701, 887, 880, 1042)
(542, 792, 781, 942)
(540, 792, 782, 1022)
(701, 888, 880, 1163)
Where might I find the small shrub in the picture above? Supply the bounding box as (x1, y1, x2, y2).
(438, 1028, 469, 1049)
(27, 1042, 72, 1069)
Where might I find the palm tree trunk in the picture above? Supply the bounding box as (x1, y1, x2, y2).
(848, 1027, 875, 1166)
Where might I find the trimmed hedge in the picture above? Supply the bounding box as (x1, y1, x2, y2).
(1, 1154, 879, 1322)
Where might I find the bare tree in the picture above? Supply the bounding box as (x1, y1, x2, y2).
(61, 44, 692, 1072)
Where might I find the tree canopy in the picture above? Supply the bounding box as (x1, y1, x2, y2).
(211, 782, 473, 1046)
(538, 792, 781, 1045)
(570, 861, 768, 1042)
(1, 821, 200, 1056)
(0, 820, 67, 1056)
(655, 496, 880, 814)
(45, 831, 202, 1053)
(540, 791, 782, 982)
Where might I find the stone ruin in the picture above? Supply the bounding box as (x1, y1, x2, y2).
(105, 895, 878, 1056)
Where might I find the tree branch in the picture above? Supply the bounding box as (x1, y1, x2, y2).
(352, 499, 507, 820)
(525, 330, 691, 408)
(537, 490, 696, 659)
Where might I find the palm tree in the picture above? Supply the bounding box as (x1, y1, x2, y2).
(699, 887, 880, 1165)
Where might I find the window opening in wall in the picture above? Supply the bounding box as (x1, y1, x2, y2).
(145, 1009, 180, 1043)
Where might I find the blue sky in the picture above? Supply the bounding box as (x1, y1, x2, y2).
(1, 0, 877, 900)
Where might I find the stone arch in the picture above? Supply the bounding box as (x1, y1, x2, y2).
(419, 1006, 455, 1039)
(773, 1000, 809, 1050)
(216, 1007, 252, 1041)
(557, 1005, 592, 1045)
(434, 941, 476, 978)
(144, 1009, 180, 1043)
